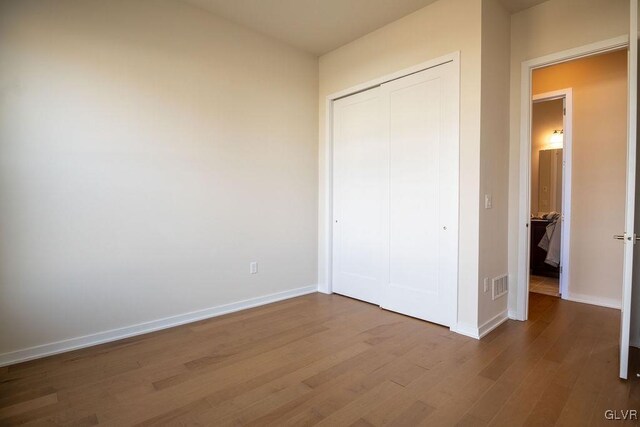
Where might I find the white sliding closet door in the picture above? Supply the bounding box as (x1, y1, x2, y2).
(332, 60, 458, 326)
(381, 62, 458, 327)
(332, 87, 388, 304)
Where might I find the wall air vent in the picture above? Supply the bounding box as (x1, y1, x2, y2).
(492, 275, 508, 300)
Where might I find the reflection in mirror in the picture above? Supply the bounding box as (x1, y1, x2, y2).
(531, 98, 564, 217)
(538, 148, 562, 215)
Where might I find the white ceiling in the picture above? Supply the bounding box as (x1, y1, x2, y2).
(184, 0, 549, 56)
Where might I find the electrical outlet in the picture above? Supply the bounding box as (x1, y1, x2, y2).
(483, 278, 489, 293)
(250, 262, 258, 274)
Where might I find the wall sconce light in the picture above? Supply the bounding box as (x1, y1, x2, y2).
(549, 129, 563, 148)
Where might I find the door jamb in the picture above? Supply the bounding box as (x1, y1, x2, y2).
(530, 89, 573, 302)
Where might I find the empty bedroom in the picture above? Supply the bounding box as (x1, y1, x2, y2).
(1, 0, 638, 425)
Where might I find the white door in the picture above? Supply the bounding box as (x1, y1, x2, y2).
(332, 87, 388, 305)
(380, 63, 459, 327)
(620, 0, 638, 380)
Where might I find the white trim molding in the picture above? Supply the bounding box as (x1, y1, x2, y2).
(0, 285, 318, 367)
(450, 322, 481, 339)
(451, 310, 509, 340)
(564, 292, 621, 310)
(528, 88, 573, 302)
(479, 310, 510, 338)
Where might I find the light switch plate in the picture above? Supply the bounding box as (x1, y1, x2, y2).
(250, 262, 258, 274)
(484, 194, 492, 209)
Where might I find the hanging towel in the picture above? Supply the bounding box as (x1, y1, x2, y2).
(537, 212, 561, 267)
(545, 219, 561, 267)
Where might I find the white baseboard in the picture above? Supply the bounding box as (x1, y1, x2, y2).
(563, 292, 621, 310)
(451, 310, 509, 340)
(317, 283, 332, 295)
(0, 285, 318, 368)
(508, 310, 519, 320)
(478, 310, 509, 338)
(450, 322, 480, 339)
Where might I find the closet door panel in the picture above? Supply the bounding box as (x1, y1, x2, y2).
(381, 62, 458, 327)
(388, 78, 441, 294)
(332, 87, 387, 304)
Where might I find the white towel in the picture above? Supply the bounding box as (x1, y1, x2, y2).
(536, 213, 561, 267)
(544, 219, 561, 267)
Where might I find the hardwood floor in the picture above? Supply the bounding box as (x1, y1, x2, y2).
(1, 292, 638, 426)
(530, 275, 560, 298)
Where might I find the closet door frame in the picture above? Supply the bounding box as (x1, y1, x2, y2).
(321, 51, 460, 329)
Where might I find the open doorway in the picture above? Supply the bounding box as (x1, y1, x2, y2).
(524, 48, 628, 313)
(529, 93, 570, 298)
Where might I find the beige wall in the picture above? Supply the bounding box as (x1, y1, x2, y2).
(508, 0, 629, 312)
(531, 99, 564, 216)
(478, 0, 511, 326)
(531, 49, 628, 306)
(0, 0, 318, 357)
(318, 0, 483, 330)
(1, 0, 633, 358)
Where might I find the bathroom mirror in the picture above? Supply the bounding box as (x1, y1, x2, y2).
(538, 148, 563, 214)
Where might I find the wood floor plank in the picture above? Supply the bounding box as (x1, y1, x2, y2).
(464, 303, 586, 424)
(1, 292, 637, 427)
(237, 322, 431, 425)
(312, 380, 404, 426)
(0, 392, 58, 418)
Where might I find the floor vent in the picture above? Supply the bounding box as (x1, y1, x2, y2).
(492, 275, 508, 300)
